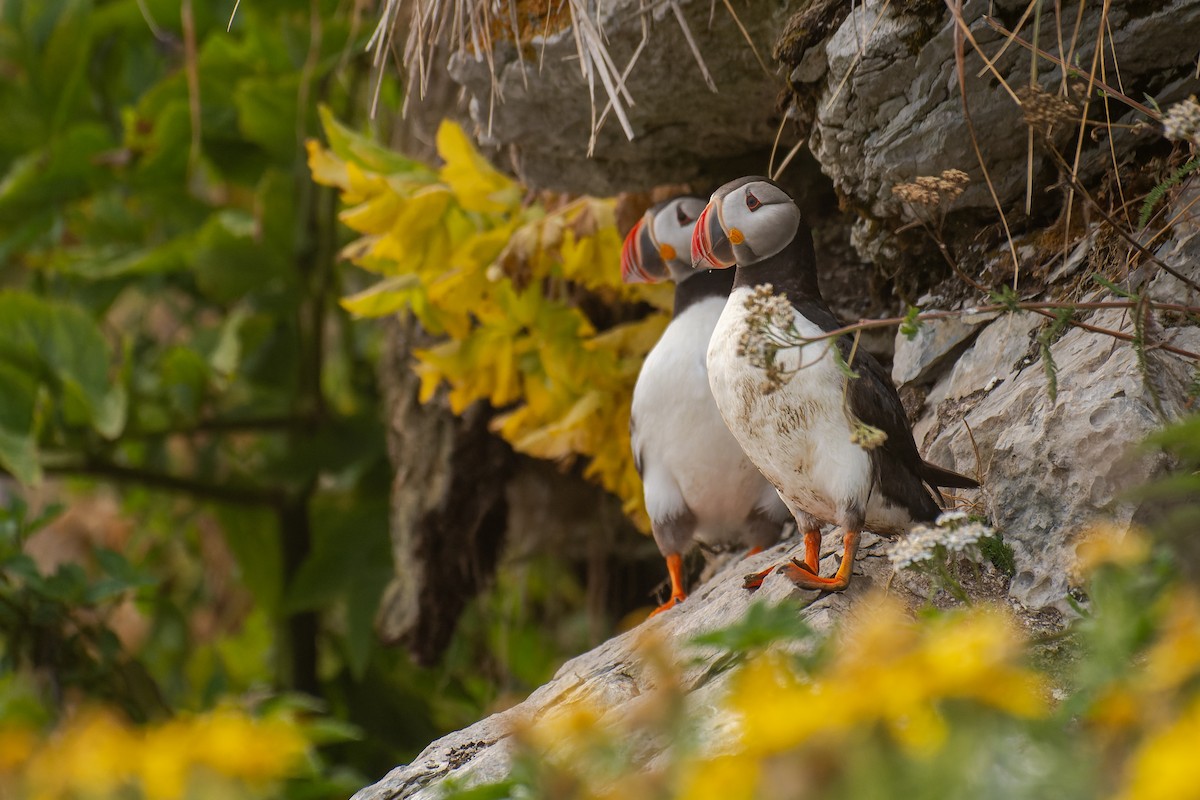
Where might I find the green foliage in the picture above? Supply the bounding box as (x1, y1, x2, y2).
(0, 0, 468, 791)
(1137, 156, 1200, 229)
(1037, 307, 1074, 402)
(690, 599, 815, 657)
(979, 533, 1016, 577)
(899, 305, 923, 340)
(987, 283, 1021, 312)
(0, 498, 165, 721)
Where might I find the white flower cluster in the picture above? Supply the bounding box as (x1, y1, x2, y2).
(1162, 96, 1200, 145)
(888, 510, 996, 571)
(736, 284, 802, 394)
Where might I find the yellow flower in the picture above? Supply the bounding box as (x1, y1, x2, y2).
(677, 754, 761, 800)
(25, 709, 134, 798)
(732, 597, 1045, 758)
(192, 709, 309, 782)
(1141, 588, 1200, 692)
(305, 138, 350, 189)
(1116, 697, 1200, 800)
(0, 726, 35, 773)
(1072, 524, 1150, 581)
(136, 719, 193, 800)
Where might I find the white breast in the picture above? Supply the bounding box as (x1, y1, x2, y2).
(632, 295, 788, 544)
(705, 286, 875, 528)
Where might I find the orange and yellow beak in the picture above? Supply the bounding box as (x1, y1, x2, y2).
(620, 213, 669, 284)
(691, 200, 736, 270)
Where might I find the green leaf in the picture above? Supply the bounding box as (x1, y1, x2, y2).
(217, 506, 283, 613)
(0, 123, 111, 223)
(159, 346, 210, 422)
(0, 362, 40, 484)
(193, 210, 289, 303)
(1138, 156, 1200, 230)
(234, 75, 301, 160)
(690, 599, 815, 654)
(0, 290, 125, 443)
(209, 307, 249, 379)
(899, 305, 923, 340)
(286, 495, 392, 679)
(317, 105, 432, 176)
(340, 274, 423, 318)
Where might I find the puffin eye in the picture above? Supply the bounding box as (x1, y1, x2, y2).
(675, 204, 694, 226)
(745, 189, 762, 212)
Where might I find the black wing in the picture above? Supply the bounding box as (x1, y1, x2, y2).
(793, 299, 944, 522)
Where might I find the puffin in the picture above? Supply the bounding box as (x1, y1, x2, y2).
(622, 196, 802, 616)
(690, 176, 979, 592)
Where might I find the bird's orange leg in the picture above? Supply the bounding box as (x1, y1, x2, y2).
(649, 553, 687, 617)
(776, 529, 860, 591)
(743, 545, 764, 558)
(743, 528, 821, 590)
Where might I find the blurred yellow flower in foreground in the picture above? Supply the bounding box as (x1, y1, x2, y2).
(1116, 696, 1200, 800)
(1072, 524, 1150, 582)
(4, 705, 309, 800)
(731, 597, 1046, 758)
(1141, 588, 1200, 692)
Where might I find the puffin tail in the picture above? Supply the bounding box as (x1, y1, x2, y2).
(920, 460, 980, 490)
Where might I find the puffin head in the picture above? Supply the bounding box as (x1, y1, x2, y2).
(691, 176, 802, 270)
(620, 196, 707, 284)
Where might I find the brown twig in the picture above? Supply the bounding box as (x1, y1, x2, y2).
(793, 301, 1200, 362)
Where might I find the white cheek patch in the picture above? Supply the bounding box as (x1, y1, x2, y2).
(719, 191, 802, 264)
(652, 212, 694, 262)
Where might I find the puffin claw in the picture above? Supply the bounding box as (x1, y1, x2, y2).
(788, 557, 817, 575)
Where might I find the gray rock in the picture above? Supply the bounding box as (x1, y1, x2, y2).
(892, 312, 995, 387)
(352, 531, 893, 800)
(445, 0, 806, 194)
(800, 0, 1200, 243)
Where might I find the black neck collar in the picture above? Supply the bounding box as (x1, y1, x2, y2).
(673, 267, 736, 317)
(731, 224, 823, 304)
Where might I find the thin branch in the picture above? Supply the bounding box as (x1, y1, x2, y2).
(792, 301, 1200, 361)
(33, 460, 287, 508)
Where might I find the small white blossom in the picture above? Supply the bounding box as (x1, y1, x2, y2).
(935, 510, 969, 525)
(887, 524, 939, 569)
(889, 511, 997, 572)
(1162, 96, 1200, 145)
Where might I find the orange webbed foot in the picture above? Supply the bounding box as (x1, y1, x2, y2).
(648, 594, 686, 617)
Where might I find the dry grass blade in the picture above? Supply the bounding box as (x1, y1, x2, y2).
(825, 0, 893, 112)
(1102, 16, 1131, 224)
(670, 0, 718, 92)
(767, 114, 788, 179)
(945, 0, 1022, 285)
(771, 136, 806, 182)
(720, 0, 771, 76)
(947, 5, 1021, 105)
(567, 0, 636, 149)
(1043, 145, 1200, 295)
(1024, 0, 1042, 216)
(982, 15, 1161, 120)
(974, 0, 1039, 78)
(226, 0, 242, 32)
(595, 11, 650, 138)
(1061, 0, 1111, 288)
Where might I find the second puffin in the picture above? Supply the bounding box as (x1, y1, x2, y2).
(623, 197, 801, 616)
